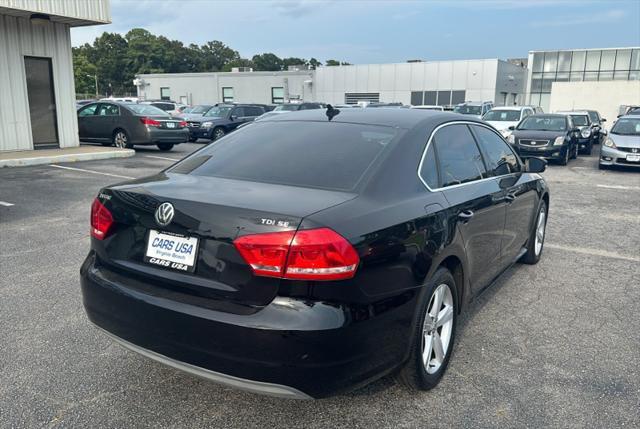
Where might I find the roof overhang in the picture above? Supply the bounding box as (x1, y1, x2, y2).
(0, 6, 110, 27)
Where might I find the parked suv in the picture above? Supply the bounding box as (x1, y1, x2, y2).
(454, 101, 494, 119)
(556, 111, 599, 154)
(186, 104, 265, 141)
(507, 114, 580, 165)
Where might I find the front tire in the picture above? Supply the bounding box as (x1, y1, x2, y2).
(212, 127, 225, 141)
(521, 200, 547, 265)
(157, 143, 174, 151)
(559, 147, 569, 165)
(398, 267, 457, 391)
(571, 143, 578, 159)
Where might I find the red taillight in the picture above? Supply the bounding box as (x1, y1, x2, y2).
(179, 120, 187, 128)
(233, 228, 359, 281)
(90, 198, 113, 240)
(140, 117, 161, 127)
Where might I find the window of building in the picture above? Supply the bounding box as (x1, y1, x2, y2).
(570, 51, 586, 72)
(160, 87, 170, 101)
(271, 87, 284, 104)
(411, 91, 424, 106)
(531, 53, 544, 73)
(432, 124, 487, 188)
(585, 50, 601, 71)
(543, 51, 558, 73)
(557, 51, 572, 72)
(436, 91, 452, 106)
(222, 87, 234, 103)
(600, 50, 616, 71)
(424, 91, 437, 105)
(451, 90, 466, 105)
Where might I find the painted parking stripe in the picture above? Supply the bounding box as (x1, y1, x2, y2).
(546, 243, 640, 263)
(49, 164, 135, 180)
(145, 155, 180, 162)
(596, 184, 640, 191)
(0, 201, 14, 207)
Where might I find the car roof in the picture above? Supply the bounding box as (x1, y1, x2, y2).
(458, 101, 491, 106)
(490, 106, 526, 110)
(261, 107, 473, 129)
(556, 110, 589, 115)
(532, 113, 569, 118)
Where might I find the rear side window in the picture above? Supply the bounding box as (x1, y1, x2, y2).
(172, 121, 398, 191)
(471, 125, 521, 176)
(151, 103, 174, 111)
(419, 143, 439, 189)
(432, 124, 487, 188)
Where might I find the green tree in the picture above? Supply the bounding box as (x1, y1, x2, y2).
(282, 57, 307, 69)
(252, 53, 283, 71)
(308, 57, 321, 69)
(325, 59, 351, 66)
(200, 41, 240, 71)
(72, 53, 98, 96)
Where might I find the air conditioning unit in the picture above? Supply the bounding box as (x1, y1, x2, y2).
(231, 67, 253, 73)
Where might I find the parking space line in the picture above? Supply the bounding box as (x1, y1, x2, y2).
(49, 164, 135, 180)
(0, 201, 14, 207)
(145, 155, 180, 162)
(596, 184, 640, 191)
(546, 243, 640, 262)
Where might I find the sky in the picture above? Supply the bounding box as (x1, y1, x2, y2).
(71, 0, 640, 63)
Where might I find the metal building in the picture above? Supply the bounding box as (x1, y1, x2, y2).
(525, 47, 640, 116)
(136, 59, 527, 108)
(0, 0, 110, 152)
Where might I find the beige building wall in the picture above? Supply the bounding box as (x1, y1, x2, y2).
(549, 80, 640, 128)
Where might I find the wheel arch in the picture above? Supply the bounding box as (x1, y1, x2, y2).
(438, 255, 465, 314)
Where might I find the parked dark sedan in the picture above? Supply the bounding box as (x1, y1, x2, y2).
(186, 104, 265, 141)
(507, 114, 580, 165)
(81, 109, 549, 399)
(78, 102, 189, 151)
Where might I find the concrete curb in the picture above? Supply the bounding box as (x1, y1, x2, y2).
(0, 149, 135, 168)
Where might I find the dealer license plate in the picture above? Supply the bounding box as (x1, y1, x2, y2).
(626, 154, 640, 162)
(144, 230, 198, 272)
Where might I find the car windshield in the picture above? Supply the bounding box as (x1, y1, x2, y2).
(274, 104, 301, 111)
(190, 105, 213, 114)
(126, 104, 170, 116)
(170, 121, 399, 191)
(483, 110, 521, 121)
(454, 105, 482, 115)
(204, 106, 232, 117)
(518, 116, 567, 131)
(611, 118, 640, 136)
(570, 115, 589, 126)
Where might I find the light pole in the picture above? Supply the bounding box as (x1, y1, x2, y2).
(86, 74, 98, 98)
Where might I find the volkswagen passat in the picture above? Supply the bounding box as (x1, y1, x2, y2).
(81, 109, 549, 399)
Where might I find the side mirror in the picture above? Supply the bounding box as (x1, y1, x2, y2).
(571, 127, 581, 134)
(229, 115, 236, 121)
(525, 157, 547, 173)
(508, 125, 516, 131)
(601, 118, 606, 122)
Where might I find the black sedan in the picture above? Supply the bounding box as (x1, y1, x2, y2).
(507, 114, 580, 165)
(78, 102, 189, 151)
(81, 109, 549, 398)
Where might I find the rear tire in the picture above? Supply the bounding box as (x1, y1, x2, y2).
(113, 129, 132, 149)
(157, 143, 174, 151)
(188, 137, 198, 143)
(521, 200, 547, 265)
(397, 267, 458, 391)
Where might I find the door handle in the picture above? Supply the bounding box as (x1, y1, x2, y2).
(505, 193, 517, 203)
(458, 210, 474, 223)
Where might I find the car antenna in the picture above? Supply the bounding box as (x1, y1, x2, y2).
(326, 104, 340, 121)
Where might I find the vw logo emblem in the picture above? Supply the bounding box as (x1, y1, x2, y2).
(633, 148, 638, 153)
(155, 202, 174, 227)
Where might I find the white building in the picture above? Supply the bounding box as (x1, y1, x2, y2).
(0, 0, 110, 152)
(136, 59, 527, 108)
(525, 47, 640, 119)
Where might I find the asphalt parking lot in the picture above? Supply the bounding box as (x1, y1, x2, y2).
(1, 142, 639, 428)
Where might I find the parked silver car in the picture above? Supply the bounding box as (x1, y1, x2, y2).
(599, 115, 640, 169)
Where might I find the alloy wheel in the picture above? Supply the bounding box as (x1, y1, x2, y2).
(534, 209, 546, 256)
(422, 284, 454, 374)
(214, 128, 225, 140)
(114, 132, 127, 148)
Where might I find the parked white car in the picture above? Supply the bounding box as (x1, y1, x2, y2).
(482, 106, 537, 138)
(453, 101, 494, 119)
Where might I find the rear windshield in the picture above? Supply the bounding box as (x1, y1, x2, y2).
(454, 105, 482, 115)
(570, 115, 589, 126)
(126, 104, 169, 116)
(274, 104, 300, 111)
(518, 116, 567, 131)
(190, 105, 213, 114)
(170, 121, 399, 191)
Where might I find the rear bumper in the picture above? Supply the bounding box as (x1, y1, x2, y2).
(133, 128, 189, 145)
(80, 253, 413, 398)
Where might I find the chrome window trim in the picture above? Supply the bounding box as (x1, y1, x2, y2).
(417, 120, 521, 192)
